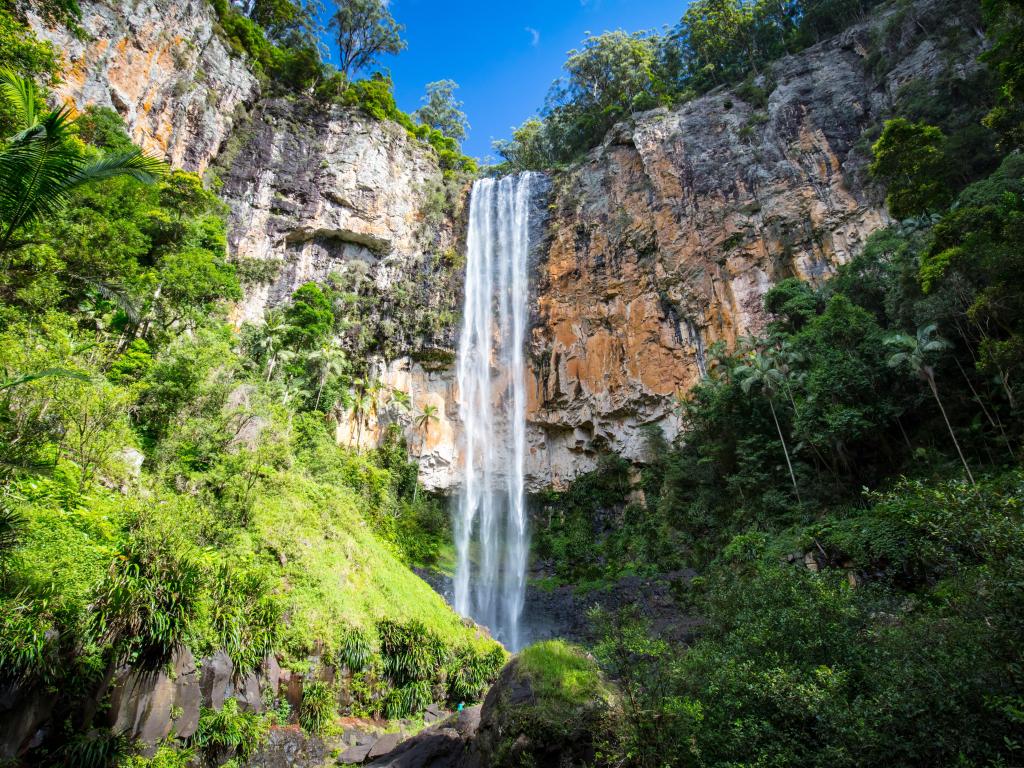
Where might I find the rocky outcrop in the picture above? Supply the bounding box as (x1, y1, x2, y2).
(522, 0, 981, 486)
(29, 0, 258, 172)
(219, 97, 464, 327)
(108, 648, 201, 750)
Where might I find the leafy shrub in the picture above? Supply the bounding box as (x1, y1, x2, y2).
(209, 565, 283, 676)
(337, 626, 374, 672)
(89, 534, 203, 668)
(193, 698, 267, 765)
(384, 680, 432, 720)
(50, 728, 130, 768)
(299, 680, 336, 735)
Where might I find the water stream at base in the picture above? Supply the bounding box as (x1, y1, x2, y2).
(453, 173, 536, 652)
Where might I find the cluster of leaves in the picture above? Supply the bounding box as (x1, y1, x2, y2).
(495, 0, 888, 169)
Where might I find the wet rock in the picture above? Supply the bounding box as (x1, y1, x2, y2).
(199, 649, 263, 713)
(338, 742, 374, 764)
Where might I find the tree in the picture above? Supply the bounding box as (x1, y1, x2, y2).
(541, 30, 664, 161)
(869, 118, 953, 219)
(309, 340, 346, 411)
(736, 347, 802, 501)
(413, 403, 438, 454)
(329, 0, 406, 80)
(257, 310, 292, 382)
(349, 382, 375, 449)
(414, 80, 469, 144)
(284, 283, 334, 351)
(0, 69, 165, 253)
(887, 324, 976, 485)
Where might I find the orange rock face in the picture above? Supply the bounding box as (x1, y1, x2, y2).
(29, 0, 258, 172)
(520, 5, 973, 486)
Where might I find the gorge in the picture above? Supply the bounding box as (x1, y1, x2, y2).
(1, 0, 1023, 765)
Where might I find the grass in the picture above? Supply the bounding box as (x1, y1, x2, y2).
(516, 640, 612, 706)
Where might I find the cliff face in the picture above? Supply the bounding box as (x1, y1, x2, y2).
(29, 0, 980, 493)
(30, 0, 258, 172)
(522, 0, 980, 487)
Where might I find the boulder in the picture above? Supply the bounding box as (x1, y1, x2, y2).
(0, 683, 56, 760)
(199, 649, 263, 713)
(108, 647, 201, 749)
(471, 641, 619, 768)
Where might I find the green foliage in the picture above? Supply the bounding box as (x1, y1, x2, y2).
(607, 470, 1024, 768)
(982, 0, 1024, 147)
(209, 565, 283, 675)
(284, 282, 334, 351)
(299, 680, 337, 735)
(414, 79, 469, 145)
(193, 698, 268, 765)
(337, 625, 374, 672)
(329, 0, 406, 80)
(90, 533, 204, 668)
(870, 118, 953, 218)
(0, 69, 166, 254)
(51, 728, 130, 768)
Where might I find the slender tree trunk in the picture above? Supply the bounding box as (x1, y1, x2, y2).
(769, 399, 801, 503)
(926, 373, 975, 485)
(315, 374, 325, 412)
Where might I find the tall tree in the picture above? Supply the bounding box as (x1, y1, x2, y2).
(414, 80, 469, 144)
(736, 348, 802, 502)
(887, 325, 976, 485)
(329, 0, 406, 80)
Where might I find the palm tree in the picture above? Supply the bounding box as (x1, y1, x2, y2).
(736, 348, 802, 502)
(0, 69, 166, 253)
(309, 340, 346, 411)
(413, 403, 439, 454)
(258, 310, 292, 382)
(389, 387, 411, 415)
(348, 380, 375, 450)
(887, 323, 975, 485)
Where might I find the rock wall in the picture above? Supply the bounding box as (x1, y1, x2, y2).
(28, 0, 981, 493)
(522, 0, 980, 487)
(219, 97, 462, 325)
(29, 0, 258, 172)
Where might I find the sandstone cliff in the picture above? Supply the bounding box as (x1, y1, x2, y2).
(30, 0, 258, 172)
(28, 0, 981, 493)
(523, 0, 982, 487)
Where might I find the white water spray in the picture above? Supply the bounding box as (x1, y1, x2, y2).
(453, 173, 535, 651)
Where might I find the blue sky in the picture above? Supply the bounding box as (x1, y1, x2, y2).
(321, 0, 688, 159)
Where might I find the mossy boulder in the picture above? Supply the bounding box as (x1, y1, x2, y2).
(472, 640, 619, 768)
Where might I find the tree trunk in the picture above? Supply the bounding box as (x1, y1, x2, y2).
(769, 399, 801, 503)
(926, 372, 976, 485)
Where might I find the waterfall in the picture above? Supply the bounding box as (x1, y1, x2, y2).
(453, 173, 535, 651)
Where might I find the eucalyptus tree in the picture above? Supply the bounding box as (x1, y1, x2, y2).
(329, 0, 406, 80)
(0, 69, 165, 253)
(415, 80, 469, 144)
(887, 324, 975, 484)
(736, 347, 801, 502)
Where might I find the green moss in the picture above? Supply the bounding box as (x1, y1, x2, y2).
(517, 640, 611, 706)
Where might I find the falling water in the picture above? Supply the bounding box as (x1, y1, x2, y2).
(453, 173, 535, 651)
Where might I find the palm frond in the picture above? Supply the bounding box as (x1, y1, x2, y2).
(0, 68, 39, 131)
(74, 149, 167, 186)
(0, 368, 90, 392)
